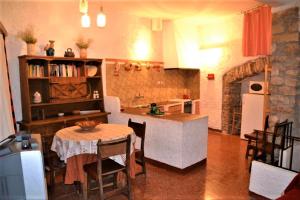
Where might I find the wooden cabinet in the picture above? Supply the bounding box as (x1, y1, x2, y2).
(18, 55, 109, 134)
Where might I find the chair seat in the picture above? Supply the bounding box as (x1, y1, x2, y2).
(83, 158, 125, 180)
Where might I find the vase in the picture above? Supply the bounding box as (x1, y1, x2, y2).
(27, 43, 35, 55)
(80, 48, 87, 58)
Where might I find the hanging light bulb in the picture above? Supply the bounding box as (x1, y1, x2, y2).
(81, 13, 91, 28)
(97, 6, 106, 27)
(79, 0, 88, 14)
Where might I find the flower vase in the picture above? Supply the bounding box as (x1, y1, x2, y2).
(80, 48, 87, 58)
(27, 43, 35, 55)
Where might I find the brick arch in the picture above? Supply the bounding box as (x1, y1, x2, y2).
(221, 57, 268, 134)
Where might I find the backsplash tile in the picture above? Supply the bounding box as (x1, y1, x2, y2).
(106, 62, 200, 107)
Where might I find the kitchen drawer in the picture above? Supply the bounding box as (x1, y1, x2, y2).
(168, 104, 182, 114)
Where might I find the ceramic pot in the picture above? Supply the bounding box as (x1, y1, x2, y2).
(80, 48, 87, 58)
(27, 43, 35, 55)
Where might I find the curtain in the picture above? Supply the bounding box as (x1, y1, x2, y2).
(0, 33, 15, 140)
(243, 5, 272, 56)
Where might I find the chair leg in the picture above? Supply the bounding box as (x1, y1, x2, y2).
(142, 157, 146, 175)
(245, 140, 251, 158)
(113, 173, 118, 189)
(82, 173, 88, 200)
(98, 175, 104, 200)
(50, 170, 55, 192)
(126, 171, 132, 200)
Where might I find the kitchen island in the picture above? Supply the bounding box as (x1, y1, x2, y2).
(104, 96, 208, 169)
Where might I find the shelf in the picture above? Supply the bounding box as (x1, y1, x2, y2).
(21, 112, 110, 127)
(30, 98, 103, 107)
(28, 77, 49, 80)
(87, 76, 101, 78)
(19, 55, 102, 62)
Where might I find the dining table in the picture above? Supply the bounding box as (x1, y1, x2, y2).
(51, 123, 136, 184)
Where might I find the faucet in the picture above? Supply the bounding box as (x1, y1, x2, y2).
(135, 92, 144, 99)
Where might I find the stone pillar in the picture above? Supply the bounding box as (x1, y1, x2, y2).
(270, 7, 300, 137)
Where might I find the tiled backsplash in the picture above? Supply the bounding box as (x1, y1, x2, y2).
(106, 62, 200, 107)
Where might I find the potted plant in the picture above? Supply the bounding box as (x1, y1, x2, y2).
(75, 36, 92, 58)
(17, 26, 37, 55)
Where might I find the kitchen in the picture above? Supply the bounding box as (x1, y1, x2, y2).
(103, 58, 206, 169)
(1, 0, 300, 199)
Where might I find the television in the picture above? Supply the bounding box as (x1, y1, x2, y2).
(0, 134, 48, 200)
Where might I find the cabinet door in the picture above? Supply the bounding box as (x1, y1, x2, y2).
(168, 104, 182, 114)
(28, 122, 65, 136)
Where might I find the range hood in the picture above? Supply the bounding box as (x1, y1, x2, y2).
(163, 20, 179, 69)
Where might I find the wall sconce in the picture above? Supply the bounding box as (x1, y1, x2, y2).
(97, 6, 106, 27)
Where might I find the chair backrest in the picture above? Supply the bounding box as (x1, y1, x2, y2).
(268, 120, 293, 166)
(272, 120, 293, 148)
(128, 119, 146, 149)
(96, 135, 131, 163)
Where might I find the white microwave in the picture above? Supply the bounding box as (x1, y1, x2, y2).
(249, 81, 268, 94)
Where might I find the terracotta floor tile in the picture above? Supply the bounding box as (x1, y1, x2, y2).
(50, 131, 268, 200)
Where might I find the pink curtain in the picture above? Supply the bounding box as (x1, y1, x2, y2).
(243, 5, 272, 56)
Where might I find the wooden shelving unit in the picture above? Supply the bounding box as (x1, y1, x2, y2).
(18, 55, 109, 134)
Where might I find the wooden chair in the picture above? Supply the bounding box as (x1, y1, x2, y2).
(128, 118, 146, 176)
(245, 115, 269, 159)
(82, 135, 132, 200)
(41, 134, 66, 192)
(253, 120, 293, 166)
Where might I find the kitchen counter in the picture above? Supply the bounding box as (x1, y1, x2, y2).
(104, 96, 208, 169)
(122, 107, 203, 122)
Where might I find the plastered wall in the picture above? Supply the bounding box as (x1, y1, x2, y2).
(1, 1, 162, 121)
(197, 15, 257, 130)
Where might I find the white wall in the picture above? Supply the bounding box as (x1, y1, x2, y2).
(198, 15, 257, 130)
(1, 1, 163, 121)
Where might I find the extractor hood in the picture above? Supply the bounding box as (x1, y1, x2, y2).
(163, 20, 179, 69)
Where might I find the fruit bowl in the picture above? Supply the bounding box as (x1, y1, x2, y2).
(75, 120, 101, 131)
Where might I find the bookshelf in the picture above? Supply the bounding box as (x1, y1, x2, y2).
(18, 55, 109, 134)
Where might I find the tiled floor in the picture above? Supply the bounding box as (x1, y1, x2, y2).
(51, 130, 266, 200)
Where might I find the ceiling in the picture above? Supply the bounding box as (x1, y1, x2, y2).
(1, 0, 297, 21)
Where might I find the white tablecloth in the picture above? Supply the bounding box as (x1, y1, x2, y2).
(51, 123, 136, 162)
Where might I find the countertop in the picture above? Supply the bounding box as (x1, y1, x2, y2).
(155, 101, 181, 106)
(122, 107, 205, 122)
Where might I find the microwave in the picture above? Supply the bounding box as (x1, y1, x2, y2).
(249, 81, 267, 94)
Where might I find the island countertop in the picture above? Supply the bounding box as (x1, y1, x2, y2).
(122, 107, 205, 122)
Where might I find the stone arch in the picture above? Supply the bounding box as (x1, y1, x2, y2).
(221, 57, 269, 134)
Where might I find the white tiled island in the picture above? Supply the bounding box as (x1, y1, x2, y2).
(105, 96, 208, 169)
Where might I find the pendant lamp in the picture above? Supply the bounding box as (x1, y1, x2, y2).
(97, 6, 106, 27)
(79, 0, 88, 14)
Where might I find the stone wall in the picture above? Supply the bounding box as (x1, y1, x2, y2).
(222, 57, 268, 134)
(270, 7, 300, 136)
(106, 62, 200, 107)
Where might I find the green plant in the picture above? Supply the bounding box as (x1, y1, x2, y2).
(75, 36, 92, 49)
(17, 26, 37, 44)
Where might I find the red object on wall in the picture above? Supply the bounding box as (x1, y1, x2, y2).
(207, 73, 215, 80)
